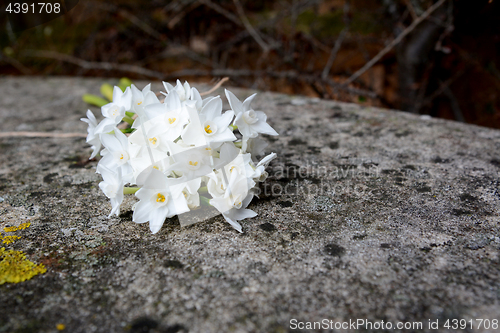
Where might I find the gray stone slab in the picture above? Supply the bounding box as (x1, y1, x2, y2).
(0, 76, 499, 333)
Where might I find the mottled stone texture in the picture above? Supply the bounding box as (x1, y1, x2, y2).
(0, 77, 499, 333)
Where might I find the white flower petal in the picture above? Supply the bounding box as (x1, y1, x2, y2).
(242, 93, 257, 111)
(225, 89, 244, 115)
(201, 96, 222, 120)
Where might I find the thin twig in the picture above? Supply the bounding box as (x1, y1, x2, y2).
(163, 68, 378, 97)
(344, 0, 447, 86)
(417, 67, 467, 109)
(85, 1, 165, 41)
(442, 84, 465, 122)
(21, 50, 165, 80)
(0, 53, 32, 75)
(200, 77, 230, 96)
(213, 0, 320, 53)
(232, 0, 270, 52)
(321, 28, 348, 80)
(0, 132, 87, 138)
(168, 1, 202, 29)
(198, 0, 241, 26)
(404, 0, 418, 20)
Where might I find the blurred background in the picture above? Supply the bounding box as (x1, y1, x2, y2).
(1, 0, 500, 128)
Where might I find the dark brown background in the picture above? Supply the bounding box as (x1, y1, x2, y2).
(1, 0, 499, 128)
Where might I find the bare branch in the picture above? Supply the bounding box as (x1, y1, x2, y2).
(0, 53, 32, 75)
(232, 0, 270, 52)
(404, 0, 418, 20)
(168, 2, 202, 29)
(443, 84, 465, 122)
(417, 67, 467, 109)
(322, 28, 348, 80)
(198, 0, 241, 26)
(21, 50, 165, 80)
(200, 77, 230, 96)
(85, 1, 165, 41)
(344, 0, 447, 86)
(164, 68, 378, 98)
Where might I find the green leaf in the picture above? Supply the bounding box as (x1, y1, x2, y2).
(118, 77, 133, 92)
(82, 94, 109, 107)
(100, 83, 114, 102)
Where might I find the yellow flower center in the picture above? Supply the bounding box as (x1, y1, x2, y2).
(153, 166, 159, 170)
(204, 125, 212, 134)
(156, 193, 166, 203)
(168, 117, 176, 124)
(189, 161, 198, 166)
(149, 137, 158, 145)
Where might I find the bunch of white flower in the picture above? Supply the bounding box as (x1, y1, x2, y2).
(81, 80, 278, 233)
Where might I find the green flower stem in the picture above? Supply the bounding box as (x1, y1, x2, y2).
(200, 196, 212, 206)
(122, 116, 134, 125)
(82, 94, 108, 107)
(229, 125, 238, 131)
(123, 187, 140, 195)
(125, 111, 135, 118)
(198, 186, 208, 193)
(234, 141, 242, 148)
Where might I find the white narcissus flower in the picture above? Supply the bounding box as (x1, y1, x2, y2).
(133, 169, 189, 233)
(221, 193, 257, 233)
(80, 110, 102, 159)
(243, 136, 268, 160)
(95, 86, 133, 134)
(99, 129, 134, 183)
(253, 152, 277, 183)
(128, 118, 171, 157)
(163, 80, 191, 101)
(207, 171, 227, 199)
(111, 85, 133, 110)
(83, 82, 278, 234)
(144, 91, 190, 142)
(172, 178, 202, 209)
(168, 147, 213, 181)
(225, 89, 278, 139)
(97, 165, 124, 217)
(130, 83, 160, 113)
(181, 96, 236, 146)
(210, 174, 256, 233)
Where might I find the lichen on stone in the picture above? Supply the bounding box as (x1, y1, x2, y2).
(0, 221, 46, 284)
(4, 221, 31, 232)
(0, 247, 47, 284)
(1, 235, 21, 244)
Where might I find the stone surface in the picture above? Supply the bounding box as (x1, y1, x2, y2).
(0, 76, 499, 333)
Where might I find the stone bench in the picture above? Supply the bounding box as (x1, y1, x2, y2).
(0, 76, 499, 332)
